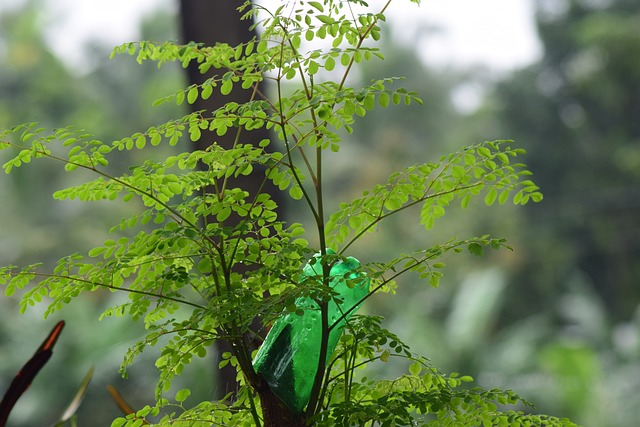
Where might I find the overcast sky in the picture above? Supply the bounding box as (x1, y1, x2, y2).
(1, 0, 541, 74)
(401, 0, 541, 71)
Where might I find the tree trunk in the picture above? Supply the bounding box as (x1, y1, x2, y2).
(178, 3, 303, 425)
(255, 378, 307, 427)
(179, 0, 256, 398)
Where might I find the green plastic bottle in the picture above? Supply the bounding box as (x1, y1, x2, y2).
(252, 249, 369, 414)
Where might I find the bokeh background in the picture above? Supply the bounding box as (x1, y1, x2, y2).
(1, 0, 639, 425)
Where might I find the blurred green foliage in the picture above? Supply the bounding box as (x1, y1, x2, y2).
(486, 2, 640, 424)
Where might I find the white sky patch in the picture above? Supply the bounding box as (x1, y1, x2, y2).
(388, 0, 542, 73)
(3, 0, 541, 74)
(450, 81, 487, 114)
(42, 0, 175, 72)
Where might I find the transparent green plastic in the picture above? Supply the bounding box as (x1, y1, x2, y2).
(252, 249, 369, 414)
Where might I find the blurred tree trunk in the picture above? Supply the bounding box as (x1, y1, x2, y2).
(178, 0, 282, 399)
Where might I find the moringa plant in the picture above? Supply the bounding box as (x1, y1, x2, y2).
(1, 1, 577, 426)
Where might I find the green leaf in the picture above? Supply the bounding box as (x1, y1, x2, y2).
(308, 1, 324, 12)
(216, 207, 231, 222)
(308, 60, 319, 75)
(498, 189, 510, 205)
(378, 92, 390, 108)
(339, 52, 349, 66)
(257, 39, 268, 53)
(484, 187, 498, 206)
(305, 30, 314, 42)
(189, 126, 201, 142)
(429, 273, 440, 288)
(477, 146, 491, 158)
(451, 165, 465, 179)
(201, 83, 213, 100)
(513, 190, 523, 204)
(316, 15, 334, 24)
(289, 185, 304, 200)
(187, 86, 198, 104)
(135, 135, 146, 149)
(348, 215, 362, 229)
(317, 106, 332, 120)
(363, 93, 375, 111)
(111, 419, 126, 427)
(220, 80, 233, 95)
(291, 34, 301, 50)
(175, 90, 185, 105)
(460, 193, 472, 209)
(468, 242, 484, 256)
(409, 362, 422, 376)
(175, 388, 191, 403)
(324, 56, 335, 71)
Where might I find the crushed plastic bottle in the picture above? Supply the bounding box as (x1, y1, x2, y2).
(252, 249, 369, 414)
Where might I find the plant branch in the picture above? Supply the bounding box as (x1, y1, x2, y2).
(28, 272, 206, 310)
(340, 182, 483, 253)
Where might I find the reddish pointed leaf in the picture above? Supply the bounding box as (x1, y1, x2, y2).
(0, 321, 65, 427)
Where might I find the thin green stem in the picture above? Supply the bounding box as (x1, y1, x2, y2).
(337, 0, 393, 92)
(339, 182, 483, 254)
(246, 388, 263, 427)
(275, 80, 320, 222)
(31, 272, 206, 310)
